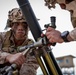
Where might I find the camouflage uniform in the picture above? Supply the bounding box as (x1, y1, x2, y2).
(0, 8, 39, 75)
(44, 0, 76, 41)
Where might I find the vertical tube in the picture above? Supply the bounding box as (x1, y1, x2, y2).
(17, 0, 42, 41)
(16, 0, 63, 75)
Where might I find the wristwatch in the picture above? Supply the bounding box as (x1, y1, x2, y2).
(60, 31, 69, 42)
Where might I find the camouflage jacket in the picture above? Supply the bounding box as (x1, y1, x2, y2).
(70, 27, 76, 41)
(0, 30, 39, 75)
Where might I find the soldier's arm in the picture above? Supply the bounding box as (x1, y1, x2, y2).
(0, 32, 11, 64)
(0, 51, 10, 64)
(20, 39, 39, 75)
(69, 27, 76, 41)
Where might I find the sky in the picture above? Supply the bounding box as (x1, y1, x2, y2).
(0, 0, 76, 75)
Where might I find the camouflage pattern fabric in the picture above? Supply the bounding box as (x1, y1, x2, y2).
(44, 0, 76, 40)
(5, 8, 26, 29)
(70, 27, 76, 40)
(0, 30, 39, 75)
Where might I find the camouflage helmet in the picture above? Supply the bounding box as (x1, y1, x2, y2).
(5, 8, 26, 29)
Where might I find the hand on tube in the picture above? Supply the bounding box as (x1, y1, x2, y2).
(45, 27, 64, 43)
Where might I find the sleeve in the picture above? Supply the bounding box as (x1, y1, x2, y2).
(19, 39, 39, 75)
(20, 49, 39, 75)
(69, 27, 76, 41)
(0, 51, 10, 64)
(0, 32, 10, 64)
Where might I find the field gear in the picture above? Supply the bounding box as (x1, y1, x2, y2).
(0, 30, 39, 75)
(5, 8, 27, 29)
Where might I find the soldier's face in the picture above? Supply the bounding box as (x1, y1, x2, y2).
(13, 22, 28, 39)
